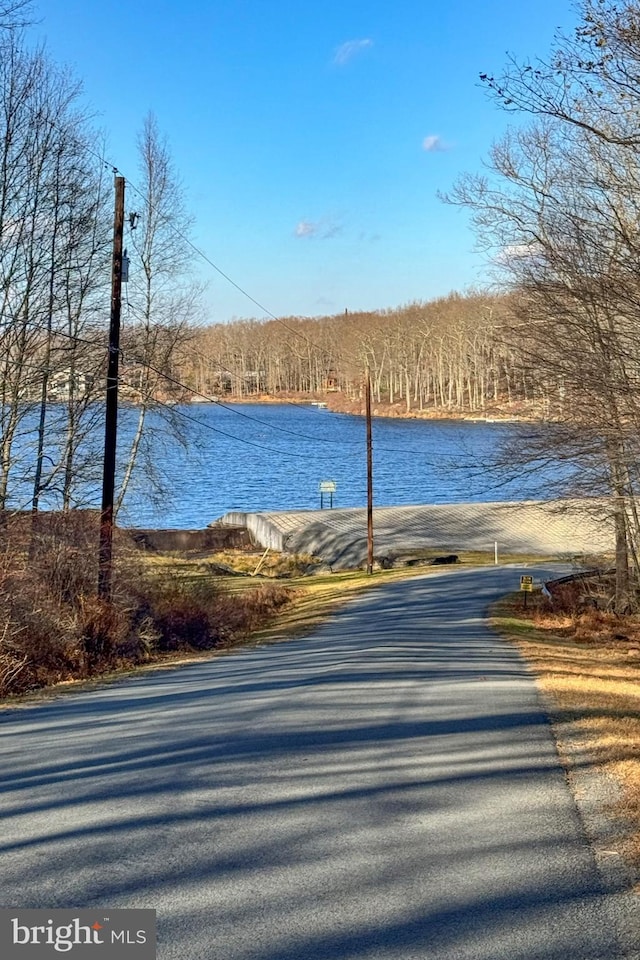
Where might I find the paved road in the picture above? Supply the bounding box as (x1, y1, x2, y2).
(1, 566, 638, 959)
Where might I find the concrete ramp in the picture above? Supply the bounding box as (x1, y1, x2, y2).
(217, 499, 614, 569)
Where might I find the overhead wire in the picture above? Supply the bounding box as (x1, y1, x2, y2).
(149, 395, 340, 461)
(13, 313, 482, 464)
(30, 112, 400, 450)
(35, 111, 351, 365)
(19, 335, 338, 460)
(119, 298, 483, 462)
(123, 355, 482, 465)
(121, 297, 364, 445)
(20, 115, 486, 469)
(10, 314, 350, 460)
(121, 174, 345, 359)
(8, 119, 530, 516)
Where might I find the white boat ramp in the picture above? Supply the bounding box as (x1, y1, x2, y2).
(216, 499, 614, 570)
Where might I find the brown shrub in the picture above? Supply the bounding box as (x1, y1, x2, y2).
(139, 579, 296, 653)
(545, 572, 618, 616)
(147, 583, 217, 651)
(0, 512, 139, 694)
(0, 585, 85, 695)
(0, 511, 296, 697)
(78, 595, 131, 670)
(28, 512, 98, 607)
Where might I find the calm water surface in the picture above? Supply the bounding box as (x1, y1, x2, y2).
(112, 403, 569, 529)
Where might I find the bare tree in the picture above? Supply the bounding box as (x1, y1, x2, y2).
(0, 1, 33, 31)
(116, 112, 201, 517)
(0, 28, 112, 519)
(0, 38, 83, 509)
(445, 98, 640, 608)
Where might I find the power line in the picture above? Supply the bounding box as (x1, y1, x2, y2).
(123, 290, 351, 423)
(121, 175, 342, 358)
(149, 394, 339, 461)
(127, 357, 478, 464)
(124, 356, 340, 458)
(16, 313, 481, 465)
(36, 110, 351, 364)
(35, 113, 304, 334)
(17, 332, 471, 465)
(121, 297, 363, 445)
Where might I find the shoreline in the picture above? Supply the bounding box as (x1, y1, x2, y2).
(189, 393, 544, 423)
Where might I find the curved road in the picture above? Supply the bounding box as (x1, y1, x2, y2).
(1, 566, 638, 959)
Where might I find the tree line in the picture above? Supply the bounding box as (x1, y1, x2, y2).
(180, 292, 540, 416)
(178, 0, 640, 610)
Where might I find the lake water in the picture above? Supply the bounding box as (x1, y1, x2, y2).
(110, 403, 569, 529)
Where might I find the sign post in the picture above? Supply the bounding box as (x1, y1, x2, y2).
(319, 480, 337, 509)
(520, 574, 534, 610)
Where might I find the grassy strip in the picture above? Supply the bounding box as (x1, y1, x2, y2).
(142, 547, 551, 584)
(1, 546, 553, 706)
(490, 592, 640, 870)
(143, 558, 443, 641)
(5, 548, 506, 705)
(135, 548, 559, 648)
(141, 548, 554, 642)
(0, 561, 431, 707)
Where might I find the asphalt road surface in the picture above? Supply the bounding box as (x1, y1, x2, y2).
(1, 565, 638, 959)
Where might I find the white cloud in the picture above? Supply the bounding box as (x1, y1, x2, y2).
(495, 242, 544, 265)
(422, 134, 448, 153)
(295, 220, 317, 238)
(333, 38, 373, 66)
(294, 217, 343, 240)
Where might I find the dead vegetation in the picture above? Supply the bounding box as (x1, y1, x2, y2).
(491, 587, 640, 866)
(0, 514, 296, 699)
(2, 520, 501, 701)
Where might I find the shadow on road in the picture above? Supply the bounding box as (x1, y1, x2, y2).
(0, 567, 629, 959)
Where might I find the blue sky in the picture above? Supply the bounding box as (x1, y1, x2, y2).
(30, 0, 577, 324)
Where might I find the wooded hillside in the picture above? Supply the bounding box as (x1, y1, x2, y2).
(179, 292, 537, 417)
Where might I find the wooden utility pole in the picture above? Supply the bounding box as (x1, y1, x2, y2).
(98, 175, 125, 600)
(365, 361, 374, 574)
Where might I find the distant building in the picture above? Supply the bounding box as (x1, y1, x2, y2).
(47, 368, 92, 401)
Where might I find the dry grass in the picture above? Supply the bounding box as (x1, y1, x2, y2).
(144, 547, 321, 579)
(491, 592, 640, 864)
(142, 552, 433, 638)
(139, 547, 559, 650)
(0, 516, 300, 700)
(141, 546, 552, 584)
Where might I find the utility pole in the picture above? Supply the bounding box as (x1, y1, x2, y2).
(98, 175, 125, 600)
(365, 360, 374, 574)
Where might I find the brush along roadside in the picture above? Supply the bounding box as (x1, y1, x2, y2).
(0, 517, 299, 702)
(140, 548, 553, 643)
(0, 557, 441, 705)
(1, 536, 551, 705)
(491, 590, 640, 884)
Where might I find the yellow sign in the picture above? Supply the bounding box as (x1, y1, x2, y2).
(520, 575, 534, 592)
